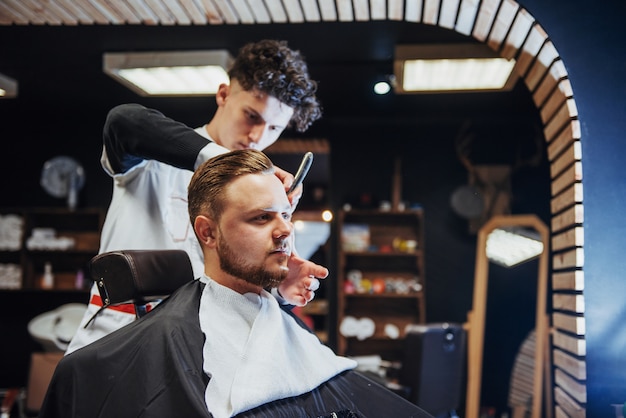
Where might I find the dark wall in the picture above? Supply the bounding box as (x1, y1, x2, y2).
(326, 87, 550, 412)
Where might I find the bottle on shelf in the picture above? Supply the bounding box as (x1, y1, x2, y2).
(41, 262, 54, 289)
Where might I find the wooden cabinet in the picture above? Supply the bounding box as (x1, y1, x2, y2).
(337, 209, 426, 362)
(0, 208, 104, 291)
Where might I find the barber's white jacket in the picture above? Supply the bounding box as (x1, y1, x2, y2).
(66, 126, 224, 355)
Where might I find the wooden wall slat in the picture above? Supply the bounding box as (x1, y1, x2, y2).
(160, 0, 192, 23)
(73, 0, 114, 23)
(90, 0, 128, 24)
(548, 59, 569, 82)
(555, 368, 587, 403)
(282, 0, 304, 22)
(28, 0, 67, 24)
(439, 0, 460, 29)
(0, 2, 30, 25)
(548, 120, 580, 160)
(455, 0, 478, 35)
(552, 270, 584, 291)
(552, 247, 584, 270)
(404, 0, 423, 22)
(28, 0, 64, 26)
(553, 226, 584, 252)
(5, 0, 50, 24)
(552, 226, 583, 252)
(107, 0, 144, 24)
(352, 0, 369, 21)
(553, 329, 586, 356)
(532, 64, 557, 108)
(501, 7, 533, 59)
(554, 350, 586, 381)
(551, 141, 582, 179)
(388, 0, 404, 21)
(212, 0, 240, 23)
(546, 117, 579, 161)
(317, 0, 337, 21)
(551, 182, 583, 214)
(551, 204, 583, 234)
(564, 97, 579, 118)
(554, 386, 586, 418)
(422, 0, 441, 25)
(540, 80, 568, 124)
(58, 0, 99, 23)
(542, 79, 573, 123)
(551, 162, 582, 196)
(264, 0, 288, 22)
(143, 0, 177, 24)
(551, 182, 581, 214)
(486, 0, 518, 51)
(525, 41, 558, 91)
(0, 6, 14, 25)
(553, 294, 585, 313)
(544, 100, 577, 145)
(178, 0, 210, 23)
(472, 0, 500, 41)
(36, 0, 80, 25)
(244, 0, 271, 23)
(336, 0, 354, 21)
(298, 0, 321, 21)
(125, 0, 160, 24)
(553, 312, 585, 336)
(227, 0, 254, 23)
(516, 24, 547, 77)
(370, 0, 386, 20)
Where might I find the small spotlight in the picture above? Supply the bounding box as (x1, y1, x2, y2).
(374, 81, 391, 95)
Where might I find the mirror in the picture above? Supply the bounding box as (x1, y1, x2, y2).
(465, 214, 550, 418)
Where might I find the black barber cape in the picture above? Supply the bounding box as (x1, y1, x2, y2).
(40, 280, 431, 418)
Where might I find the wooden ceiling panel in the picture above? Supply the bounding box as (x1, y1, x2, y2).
(0, 0, 359, 25)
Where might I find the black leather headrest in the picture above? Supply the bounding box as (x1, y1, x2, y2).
(89, 250, 194, 306)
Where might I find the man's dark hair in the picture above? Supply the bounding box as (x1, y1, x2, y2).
(229, 39, 322, 132)
(188, 149, 275, 226)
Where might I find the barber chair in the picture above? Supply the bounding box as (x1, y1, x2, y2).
(40, 250, 433, 418)
(89, 249, 194, 318)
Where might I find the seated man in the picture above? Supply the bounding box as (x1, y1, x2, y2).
(40, 149, 431, 418)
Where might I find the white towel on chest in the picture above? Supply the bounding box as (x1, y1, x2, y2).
(198, 276, 356, 418)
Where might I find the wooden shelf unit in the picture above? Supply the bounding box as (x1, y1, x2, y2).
(337, 208, 426, 362)
(0, 207, 104, 291)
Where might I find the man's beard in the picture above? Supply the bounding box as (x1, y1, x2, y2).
(217, 233, 288, 289)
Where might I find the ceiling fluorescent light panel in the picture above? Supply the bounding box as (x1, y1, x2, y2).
(0, 72, 18, 98)
(394, 44, 517, 93)
(103, 50, 233, 96)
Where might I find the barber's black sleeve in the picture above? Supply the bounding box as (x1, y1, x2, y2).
(103, 103, 211, 174)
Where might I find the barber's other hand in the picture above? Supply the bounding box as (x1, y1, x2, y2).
(274, 165, 303, 210)
(278, 255, 328, 307)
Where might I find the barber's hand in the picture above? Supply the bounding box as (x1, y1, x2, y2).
(274, 165, 303, 210)
(278, 255, 328, 307)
